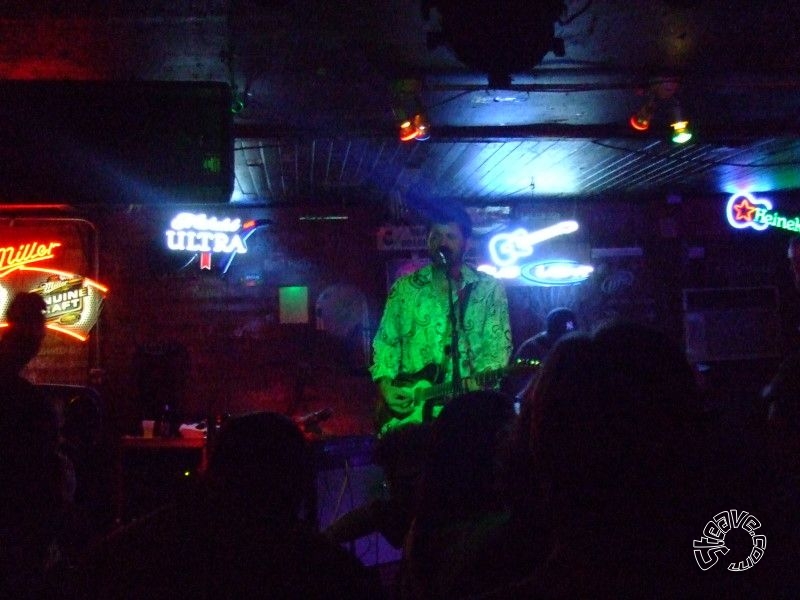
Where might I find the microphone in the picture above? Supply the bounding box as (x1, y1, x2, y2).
(294, 407, 333, 433)
(436, 245, 452, 265)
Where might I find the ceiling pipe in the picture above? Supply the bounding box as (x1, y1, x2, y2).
(233, 120, 800, 143)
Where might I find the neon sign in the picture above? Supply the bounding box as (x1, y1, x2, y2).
(0, 240, 108, 342)
(520, 260, 594, 286)
(165, 213, 272, 272)
(166, 212, 247, 269)
(0, 241, 62, 277)
(726, 192, 775, 231)
(483, 221, 592, 285)
(725, 191, 800, 233)
(488, 221, 579, 267)
(477, 264, 522, 279)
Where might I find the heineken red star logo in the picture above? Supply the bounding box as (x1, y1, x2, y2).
(726, 192, 773, 231)
(733, 197, 757, 221)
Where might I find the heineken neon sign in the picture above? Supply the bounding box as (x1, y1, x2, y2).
(726, 192, 800, 232)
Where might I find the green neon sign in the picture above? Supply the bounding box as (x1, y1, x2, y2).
(725, 192, 800, 233)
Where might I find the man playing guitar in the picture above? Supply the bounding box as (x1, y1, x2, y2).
(371, 205, 513, 435)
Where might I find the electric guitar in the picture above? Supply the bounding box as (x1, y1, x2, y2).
(376, 358, 539, 437)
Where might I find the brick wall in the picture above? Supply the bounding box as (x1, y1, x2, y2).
(90, 205, 386, 435)
(8, 194, 797, 436)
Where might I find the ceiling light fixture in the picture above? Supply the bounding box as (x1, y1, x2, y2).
(670, 120, 692, 144)
(399, 120, 417, 141)
(398, 113, 430, 142)
(629, 94, 656, 131)
(669, 102, 693, 144)
(412, 113, 430, 141)
(629, 77, 692, 143)
(392, 78, 430, 142)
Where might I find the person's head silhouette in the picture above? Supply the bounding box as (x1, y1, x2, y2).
(544, 307, 578, 342)
(206, 411, 312, 521)
(1, 292, 47, 375)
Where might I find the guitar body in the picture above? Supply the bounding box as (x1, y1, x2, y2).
(377, 379, 442, 437)
(375, 359, 537, 437)
(375, 364, 444, 437)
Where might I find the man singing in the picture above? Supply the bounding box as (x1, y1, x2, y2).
(371, 206, 512, 434)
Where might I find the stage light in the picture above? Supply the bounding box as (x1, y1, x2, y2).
(399, 120, 417, 141)
(412, 113, 430, 141)
(392, 78, 430, 142)
(630, 78, 690, 138)
(398, 113, 431, 142)
(630, 94, 656, 131)
(629, 113, 650, 131)
(671, 121, 692, 143)
(670, 103, 693, 144)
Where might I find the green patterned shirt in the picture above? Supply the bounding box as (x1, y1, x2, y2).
(371, 264, 512, 384)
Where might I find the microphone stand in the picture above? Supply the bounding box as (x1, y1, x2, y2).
(444, 265, 463, 398)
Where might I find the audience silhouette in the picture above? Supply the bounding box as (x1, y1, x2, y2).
(475, 319, 784, 598)
(60, 387, 121, 545)
(73, 411, 380, 599)
(400, 390, 516, 600)
(7, 300, 793, 598)
(0, 292, 75, 598)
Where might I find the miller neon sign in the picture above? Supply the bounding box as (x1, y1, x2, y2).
(521, 260, 594, 286)
(0, 241, 62, 277)
(726, 192, 800, 233)
(0, 239, 108, 342)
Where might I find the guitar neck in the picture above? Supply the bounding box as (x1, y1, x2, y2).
(415, 358, 540, 405)
(418, 367, 507, 404)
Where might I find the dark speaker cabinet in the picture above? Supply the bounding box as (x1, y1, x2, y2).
(0, 80, 233, 204)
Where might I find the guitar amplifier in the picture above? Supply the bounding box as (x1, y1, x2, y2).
(313, 435, 376, 471)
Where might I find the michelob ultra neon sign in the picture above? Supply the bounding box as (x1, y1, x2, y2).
(165, 212, 270, 271)
(166, 212, 246, 270)
(726, 192, 800, 232)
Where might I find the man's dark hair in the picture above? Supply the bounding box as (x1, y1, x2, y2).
(425, 202, 473, 238)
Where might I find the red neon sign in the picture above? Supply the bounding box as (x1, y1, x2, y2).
(0, 241, 62, 277)
(0, 239, 108, 342)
